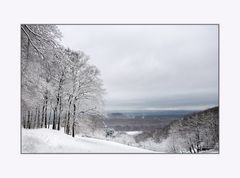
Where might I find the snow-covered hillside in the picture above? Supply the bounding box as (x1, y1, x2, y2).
(22, 129, 155, 153)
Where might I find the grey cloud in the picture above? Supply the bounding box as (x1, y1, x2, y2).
(58, 25, 218, 110)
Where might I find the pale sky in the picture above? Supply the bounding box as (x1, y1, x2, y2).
(58, 25, 218, 111)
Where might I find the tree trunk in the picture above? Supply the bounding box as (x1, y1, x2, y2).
(41, 105, 45, 128)
(65, 98, 72, 135)
(64, 112, 67, 133)
(44, 105, 48, 128)
(44, 93, 48, 128)
(22, 112, 26, 128)
(72, 123, 75, 137)
(56, 73, 64, 131)
(27, 111, 31, 129)
(52, 108, 56, 130)
(72, 104, 76, 137)
(33, 108, 37, 128)
(57, 97, 62, 130)
(66, 110, 70, 135)
(30, 111, 34, 128)
(37, 108, 40, 128)
(48, 109, 51, 129)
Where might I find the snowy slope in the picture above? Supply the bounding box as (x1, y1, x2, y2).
(22, 129, 155, 153)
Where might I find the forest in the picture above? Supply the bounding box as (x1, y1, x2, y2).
(21, 25, 105, 138)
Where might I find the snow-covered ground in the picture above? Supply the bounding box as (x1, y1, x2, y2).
(125, 131, 143, 136)
(22, 129, 156, 153)
(199, 149, 219, 154)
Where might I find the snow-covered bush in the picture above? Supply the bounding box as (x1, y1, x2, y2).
(105, 128, 115, 138)
(111, 132, 137, 146)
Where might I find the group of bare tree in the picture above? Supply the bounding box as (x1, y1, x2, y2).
(132, 107, 219, 153)
(165, 107, 219, 153)
(21, 25, 105, 137)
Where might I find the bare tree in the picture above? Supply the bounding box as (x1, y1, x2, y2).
(21, 25, 105, 140)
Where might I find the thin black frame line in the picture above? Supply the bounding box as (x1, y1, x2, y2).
(218, 24, 220, 154)
(22, 23, 219, 25)
(20, 24, 220, 154)
(20, 25, 22, 154)
(21, 153, 218, 155)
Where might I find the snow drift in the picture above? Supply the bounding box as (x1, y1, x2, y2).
(22, 129, 155, 153)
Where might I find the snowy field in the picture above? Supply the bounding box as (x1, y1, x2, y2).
(22, 129, 155, 153)
(125, 131, 143, 136)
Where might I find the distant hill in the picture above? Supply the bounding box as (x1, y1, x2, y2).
(135, 106, 219, 153)
(107, 110, 198, 120)
(105, 118, 176, 131)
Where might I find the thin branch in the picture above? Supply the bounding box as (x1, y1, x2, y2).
(25, 25, 57, 47)
(79, 107, 97, 114)
(21, 26, 45, 59)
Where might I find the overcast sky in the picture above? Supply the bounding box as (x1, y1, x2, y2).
(58, 25, 218, 111)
